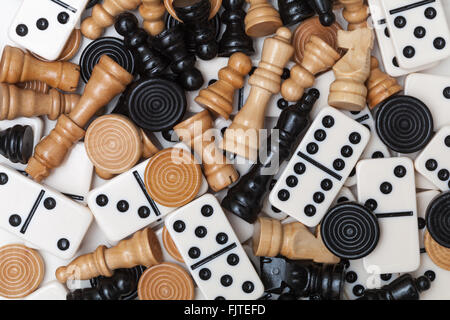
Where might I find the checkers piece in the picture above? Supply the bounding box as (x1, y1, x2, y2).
(162, 226, 184, 263)
(426, 191, 450, 248)
(424, 231, 450, 271)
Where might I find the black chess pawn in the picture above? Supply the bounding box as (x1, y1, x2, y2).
(173, 0, 218, 60)
(308, 0, 335, 26)
(218, 0, 254, 57)
(0, 125, 34, 164)
(66, 266, 145, 300)
(260, 256, 345, 300)
(153, 26, 204, 91)
(114, 12, 168, 77)
(277, 0, 315, 26)
(357, 274, 431, 300)
(221, 89, 320, 223)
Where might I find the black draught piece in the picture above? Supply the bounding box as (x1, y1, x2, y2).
(307, 0, 335, 26)
(376, 95, 434, 154)
(80, 37, 135, 83)
(0, 125, 33, 164)
(277, 0, 315, 26)
(173, 0, 218, 60)
(260, 256, 345, 300)
(218, 0, 254, 57)
(426, 191, 450, 248)
(114, 12, 168, 77)
(221, 89, 320, 224)
(153, 26, 204, 91)
(321, 202, 380, 260)
(357, 273, 431, 300)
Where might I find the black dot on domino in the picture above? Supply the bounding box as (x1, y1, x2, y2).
(221, 275, 233, 287)
(58, 12, 70, 24)
(438, 169, 449, 181)
(333, 159, 345, 171)
(434, 37, 446, 50)
(365, 199, 378, 211)
(394, 16, 406, 28)
(36, 18, 49, 30)
(384, 27, 390, 38)
(403, 46, 415, 59)
(216, 232, 228, 245)
(372, 151, 384, 159)
(425, 159, 438, 171)
(349, 132, 361, 144)
(349, 167, 356, 177)
(138, 206, 150, 218)
(96, 194, 108, 206)
(0, 173, 8, 185)
(277, 98, 288, 110)
(215, 296, 225, 300)
(345, 271, 357, 283)
(278, 189, 290, 201)
(313, 192, 324, 203)
(314, 129, 326, 141)
(425, 7, 437, 19)
(443, 87, 450, 99)
(380, 274, 392, 281)
(173, 220, 186, 232)
(353, 285, 365, 297)
(341, 145, 353, 158)
(242, 281, 254, 293)
(9, 214, 21, 227)
(195, 226, 207, 238)
(57, 238, 70, 251)
(337, 197, 349, 203)
(44, 197, 56, 210)
(392, 57, 399, 68)
(304, 205, 316, 217)
(321, 179, 333, 191)
(199, 268, 211, 280)
(322, 116, 335, 128)
(445, 135, 450, 147)
(201, 205, 214, 217)
(117, 200, 129, 212)
(286, 175, 298, 187)
(418, 217, 426, 230)
(425, 270, 436, 282)
(380, 182, 393, 194)
(16, 24, 28, 36)
(294, 163, 306, 175)
(414, 26, 426, 39)
(307, 143, 319, 154)
(227, 253, 239, 266)
(394, 165, 407, 178)
(188, 247, 201, 259)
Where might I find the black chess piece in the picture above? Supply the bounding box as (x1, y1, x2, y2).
(218, 0, 254, 57)
(66, 266, 146, 300)
(153, 26, 204, 91)
(357, 274, 431, 300)
(221, 89, 320, 224)
(0, 125, 34, 164)
(277, 0, 315, 26)
(86, 0, 100, 9)
(114, 12, 168, 77)
(308, 0, 335, 26)
(173, 0, 218, 60)
(260, 256, 345, 300)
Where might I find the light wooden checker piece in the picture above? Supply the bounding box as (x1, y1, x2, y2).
(424, 231, 450, 271)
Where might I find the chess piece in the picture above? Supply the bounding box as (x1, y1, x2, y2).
(340, 0, 368, 31)
(56, 227, 162, 283)
(138, 263, 195, 300)
(0, 125, 34, 164)
(174, 110, 240, 192)
(153, 26, 204, 91)
(281, 36, 340, 102)
(277, 0, 314, 27)
(81, 0, 142, 40)
(221, 89, 319, 223)
(17, 81, 50, 94)
(328, 28, 374, 111)
(144, 148, 203, 207)
(0, 244, 44, 299)
(253, 217, 340, 263)
(164, 0, 222, 22)
(307, 0, 335, 26)
(162, 226, 184, 263)
(424, 231, 450, 271)
(87, 0, 101, 9)
(26, 55, 133, 182)
(139, 0, 166, 36)
(357, 274, 431, 300)
(220, 27, 294, 161)
(195, 52, 252, 119)
(218, 0, 254, 57)
(115, 12, 168, 77)
(0, 84, 80, 120)
(85, 114, 159, 180)
(366, 57, 402, 109)
(260, 256, 345, 300)
(245, 0, 283, 37)
(67, 266, 145, 300)
(0, 46, 80, 93)
(30, 29, 83, 62)
(173, 0, 219, 60)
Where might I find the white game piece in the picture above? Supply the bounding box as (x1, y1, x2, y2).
(380, 0, 450, 69)
(24, 281, 68, 300)
(9, 0, 89, 61)
(416, 171, 440, 191)
(404, 73, 450, 130)
(165, 194, 264, 300)
(269, 106, 370, 227)
(261, 162, 289, 220)
(331, 186, 356, 207)
(415, 125, 450, 191)
(0, 164, 93, 259)
(357, 157, 420, 274)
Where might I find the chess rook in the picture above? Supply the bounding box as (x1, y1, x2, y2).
(277, 0, 314, 27)
(139, 0, 166, 36)
(245, 0, 282, 37)
(0, 125, 34, 164)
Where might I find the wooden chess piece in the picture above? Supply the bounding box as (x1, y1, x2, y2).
(138, 263, 195, 300)
(253, 217, 340, 263)
(17, 81, 50, 94)
(0, 244, 44, 299)
(0, 125, 34, 164)
(164, 0, 222, 22)
(139, 0, 166, 36)
(85, 114, 159, 180)
(30, 29, 83, 62)
(195, 52, 252, 119)
(0, 84, 80, 120)
(25, 55, 133, 182)
(245, 0, 283, 38)
(308, 0, 335, 26)
(174, 110, 239, 192)
(328, 28, 374, 111)
(281, 36, 340, 102)
(220, 27, 294, 161)
(162, 226, 184, 263)
(424, 231, 450, 271)
(218, 0, 254, 57)
(0, 46, 80, 93)
(56, 227, 162, 283)
(81, 0, 142, 40)
(277, 0, 314, 27)
(340, 0, 368, 31)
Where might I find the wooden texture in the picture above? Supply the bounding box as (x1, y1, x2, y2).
(174, 110, 239, 192)
(253, 217, 340, 263)
(0, 244, 44, 299)
(144, 147, 202, 207)
(81, 0, 142, 39)
(328, 28, 374, 111)
(30, 29, 82, 62)
(0, 46, 80, 92)
(17, 80, 50, 94)
(137, 263, 194, 300)
(281, 35, 340, 101)
(340, 0, 368, 31)
(245, 0, 282, 37)
(425, 231, 450, 271)
(139, 0, 166, 36)
(0, 84, 80, 120)
(25, 55, 133, 182)
(221, 27, 293, 161)
(162, 226, 184, 263)
(164, 0, 221, 21)
(56, 227, 163, 283)
(195, 52, 252, 119)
